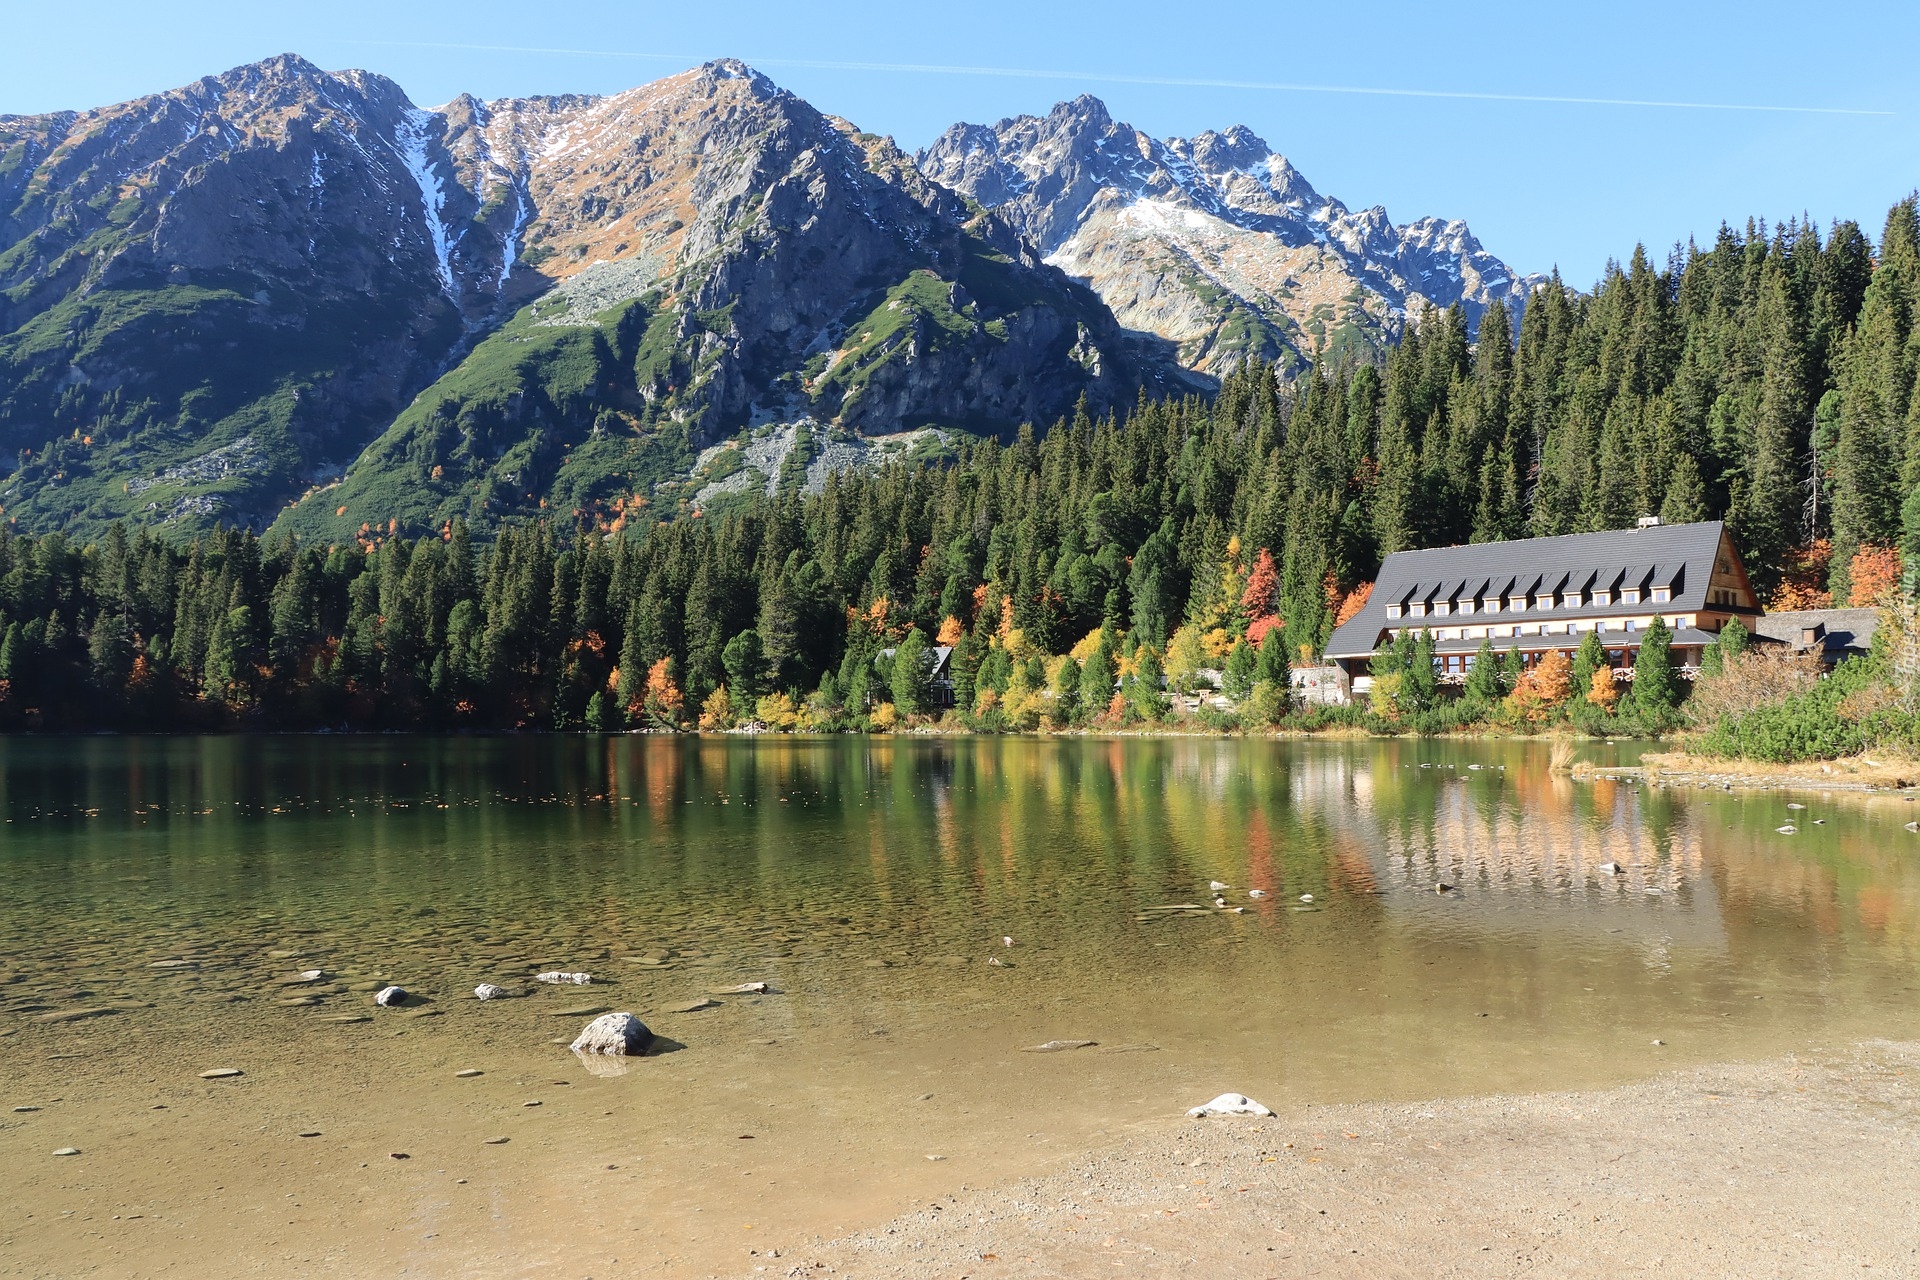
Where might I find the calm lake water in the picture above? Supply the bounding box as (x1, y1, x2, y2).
(3, 734, 1918, 1274)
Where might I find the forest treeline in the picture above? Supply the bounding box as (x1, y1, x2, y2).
(2, 198, 1919, 733)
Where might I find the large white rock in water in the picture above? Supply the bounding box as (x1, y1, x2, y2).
(536, 971, 593, 985)
(474, 983, 512, 1001)
(570, 1011, 652, 1056)
(1187, 1092, 1273, 1118)
(373, 985, 407, 1007)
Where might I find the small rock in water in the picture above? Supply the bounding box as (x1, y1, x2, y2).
(1775, 825, 1797, 835)
(1208, 881, 1230, 892)
(1598, 862, 1624, 875)
(298, 1131, 321, 1138)
(1786, 803, 1806, 810)
(1022, 1039, 1097, 1053)
(199, 1068, 243, 1079)
(484, 1136, 510, 1145)
(455, 1069, 483, 1078)
(280, 970, 326, 986)
(474, 984, 513, 1001)
(985, 956, 1009, 967)
(1298, 893, 1314, 903)
(1187, 1092, 1273, 1118)
(1247, 890, 1268, 900)
(665, 998, 719, 1013)
(570, 1011, 653, 1056)
(1652, 1038, 1666, 1046)
(14, 1105, 42, 1113)
(147, 959, 198, 970)
(1435, 883, 1455, 894)
(52, 1147, 80, 1156)
(535, 972, 593, 986)
(710, 982, 770, 995)
(373, 986, 407, 1007)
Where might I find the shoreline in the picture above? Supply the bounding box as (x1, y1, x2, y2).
(1578, 749, 1920, 793)
(769, 1041, 1920, 1279)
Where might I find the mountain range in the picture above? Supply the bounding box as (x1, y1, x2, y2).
(0, 55, 1535, 539)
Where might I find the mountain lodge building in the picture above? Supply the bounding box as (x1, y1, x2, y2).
(1323, 519, 1760, 697)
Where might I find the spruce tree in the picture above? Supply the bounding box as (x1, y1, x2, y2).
(890, 627, 930, 717)
(1222, 638, 1257, 701)
(1632, 616, 1677, 714)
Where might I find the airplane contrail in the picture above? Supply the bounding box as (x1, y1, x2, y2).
(341, 40, 1895, 117)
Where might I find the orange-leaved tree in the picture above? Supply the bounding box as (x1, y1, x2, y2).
(1585, 663, 1620, 711)
(1848, 544, 1903, 606)
(1506, 649, 1572, 725)
(642, 656, 684, 729)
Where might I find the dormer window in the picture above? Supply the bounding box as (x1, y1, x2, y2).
(1623, 588, 1641, 605)
(1409, 602, 1427, 618)
(1386, 604, 1402, 620)
(1651, 586, 1671, 604)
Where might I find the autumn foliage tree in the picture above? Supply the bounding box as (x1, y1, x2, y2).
(1505, 649, 1572, 725)
(642, 655, 684, 729)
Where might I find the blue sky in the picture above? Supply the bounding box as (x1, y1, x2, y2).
(5, 1, 1915, 284)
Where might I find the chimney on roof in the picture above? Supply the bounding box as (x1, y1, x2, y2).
(1636, 515, 1662, 528)
(1800, 623, 1824, 646)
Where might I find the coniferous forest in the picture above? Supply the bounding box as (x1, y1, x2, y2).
(3, 200, 1920, 736)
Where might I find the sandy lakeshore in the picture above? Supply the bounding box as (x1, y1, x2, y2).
(773, 1041, 1920, 1279)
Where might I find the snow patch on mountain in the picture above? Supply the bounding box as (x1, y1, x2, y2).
(397, 107, 456, 298)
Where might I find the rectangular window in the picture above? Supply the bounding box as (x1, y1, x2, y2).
(1386, 605, 1402, 619)
(1652, 587, 1671, 604)
(1623, 589, 1641, 605)
(1410, 602, 1426, 617)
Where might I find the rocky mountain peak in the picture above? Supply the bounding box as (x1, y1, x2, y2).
(918, 94, 1541, 374)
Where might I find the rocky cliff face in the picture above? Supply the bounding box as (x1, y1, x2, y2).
(0, 54, 509, 534)
(918, 96, 1542, 374)
(277, 60, 1172, 541)
(1, 57, 1175, 538)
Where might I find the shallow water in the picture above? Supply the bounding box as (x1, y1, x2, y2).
(3, 735, 1918, 1275)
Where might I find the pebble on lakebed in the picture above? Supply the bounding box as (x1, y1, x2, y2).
(474, 983, 513, 1001)
(373, 985, 407, 1007)
(535, 971, 593, 985)
(199, 1068, 243, 1079)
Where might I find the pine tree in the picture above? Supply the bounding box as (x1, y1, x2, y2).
(1222, 638, 1257, 701)
(721, 628, 765, 705)
(1632, 616, 1677, 714)
(890, 627, 930, 717)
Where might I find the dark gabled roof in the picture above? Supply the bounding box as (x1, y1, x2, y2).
(1752, 608, 1878, 656)
(1326, 520, 1732, 659)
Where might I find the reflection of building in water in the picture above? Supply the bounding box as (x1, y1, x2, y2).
(1317, 757, 1726, 952)
(1387, 782, 1706, 893)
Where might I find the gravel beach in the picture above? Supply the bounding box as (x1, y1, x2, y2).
(763, 1041, 1920, 1279)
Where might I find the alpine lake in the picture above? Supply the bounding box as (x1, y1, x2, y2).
(3, 734, 1918, 1276)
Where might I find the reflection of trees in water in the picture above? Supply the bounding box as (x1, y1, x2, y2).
(4, 737, 1917, 984)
